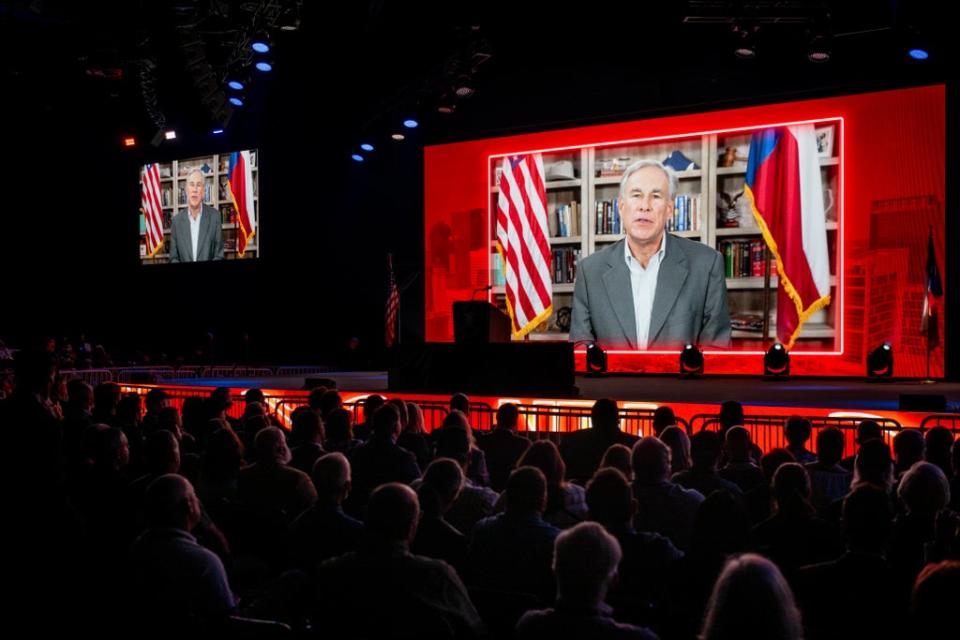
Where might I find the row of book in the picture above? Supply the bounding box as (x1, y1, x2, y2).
(596, 200, 622, 235)
(668, 194, 701, 232)
(550, 203, 580, 238)
(719, 238, 778, 279)
(552, 247, 580, 284)
(489, 248, 580, 286)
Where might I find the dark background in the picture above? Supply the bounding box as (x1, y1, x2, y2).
(2, 1, 957, 375)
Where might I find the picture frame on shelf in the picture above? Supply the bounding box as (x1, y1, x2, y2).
(815, 126, 834, 158)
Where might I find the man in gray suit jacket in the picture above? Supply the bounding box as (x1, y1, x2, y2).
(168, 168, 224, 263)
(570, 160, 731, 349)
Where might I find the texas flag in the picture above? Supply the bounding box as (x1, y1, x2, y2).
(228, 150, 256, 255)
(745, 124, 831, 349)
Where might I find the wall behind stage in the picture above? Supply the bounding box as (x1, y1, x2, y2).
(424, 85, 947, 377)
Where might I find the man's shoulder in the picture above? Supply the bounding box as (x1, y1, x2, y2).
(670, 233, 721, 262)
(579, 240, 623, 269)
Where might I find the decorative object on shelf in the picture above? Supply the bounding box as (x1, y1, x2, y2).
(545, 160, 575, 180)
(555, 306, 572, 332)
(823, 187, 835, 221)
(718, 190, 745, 227)
(663, 150, 699, 171)
(814, 126, 834, 157)
(719, 146, 749, 167)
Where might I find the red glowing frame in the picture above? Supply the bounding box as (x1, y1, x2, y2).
(424, 86, 945, 376)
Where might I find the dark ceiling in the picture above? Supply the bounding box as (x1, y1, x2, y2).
(2, 1, 954, 148)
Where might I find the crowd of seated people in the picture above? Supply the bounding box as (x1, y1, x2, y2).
(2, 349, 959, 639)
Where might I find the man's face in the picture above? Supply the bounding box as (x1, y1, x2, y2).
(187, 171, 204, 210)
(619, 165, 673, 250)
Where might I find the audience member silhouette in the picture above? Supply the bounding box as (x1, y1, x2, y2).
(412, 457, 468, 573)
(658, 425, 691, 475)
(314, 483, 484, 638)
(289, 452, 363, 570)
(673, 430, 742, 498)
(631, 436, 704, 550)
(470, 466, 560, 603)
(784, 416, 816, 464)
(478, 402, 531, 492)
(699, 553, 803, 640)
(561, 398, 639, 484)
(515, 522, 659, 640)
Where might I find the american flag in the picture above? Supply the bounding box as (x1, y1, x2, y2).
(385, 254, 400, 348)
(141, 163, 165, 257)
(495, 154, 553, 337)
(921, 225, 943, 350)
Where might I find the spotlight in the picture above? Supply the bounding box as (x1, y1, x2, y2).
(807, 35, 831, 63)
(228, 96, 244, 107)
(391, 133, 405, 141)
(908, 48, 929, 60)
(164, 130, 177, 140)
(360, 143, 374, 152)
(251, 37, 271, 54)
(764, 343, 790, 378)
(866, 342, 894, 380)
(255, 61, 273, 72)
(123, 136, 137, 147)
(211, 128, 225, 135)
(732, 23, 758, 59)
(679, 344, 704, 377)
(586, 343, 607, 375)
(351, 154, 364, 162)
(227, 80, 245, 91)
(403, 119, 419, 129)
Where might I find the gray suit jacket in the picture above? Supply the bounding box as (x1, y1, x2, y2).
(570, 235, 731, 349)
(168, 205, 224, 263)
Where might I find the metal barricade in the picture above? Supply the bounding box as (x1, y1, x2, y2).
(690, 413, 902, 454)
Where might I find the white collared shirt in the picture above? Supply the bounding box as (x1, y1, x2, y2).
(189, 209, 202, 262)
(625, 233, 666, 349)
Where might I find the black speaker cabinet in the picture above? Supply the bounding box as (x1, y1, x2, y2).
(390, 342, 576, 396)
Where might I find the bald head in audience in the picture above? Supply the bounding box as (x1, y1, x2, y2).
(312, 452, 351, 504)
(144, 474, 202, 531)
(366, 483, 420, 544)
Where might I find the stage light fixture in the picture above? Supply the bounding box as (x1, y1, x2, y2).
(403, 119, 419, 129)
(227, 80, 245, 91)
(908, 48, 929, 60)
(360, 143, 374, 152)
(807, 34, 831, 63)
(228, 96, 244, 107)
(164, 130, 177, 140)
(866, 342, 893, 380)
(732, 22, 758, 59)
(255, 61, 273, 72)
(351, 154, 364, 162)
(679, 343, 704, 377)
(586, 343, 607, 375)
(123, 136, 137, 147)
(212, 128, 225, 135)
(764, 342, 790, 378)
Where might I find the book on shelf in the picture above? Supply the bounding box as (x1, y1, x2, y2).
(720, 239, 777, 278)
(667, 194, 701, 232)
(551, 202, 580, 238)
(552, 247, 581, 284)
(491, 252, 506, 286)
(595, 200, 622, 235)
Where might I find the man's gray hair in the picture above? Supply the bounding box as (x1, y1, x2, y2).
(619, 159, 678, 201)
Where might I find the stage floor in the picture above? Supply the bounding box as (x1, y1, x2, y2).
(160, 371, 960, 413)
